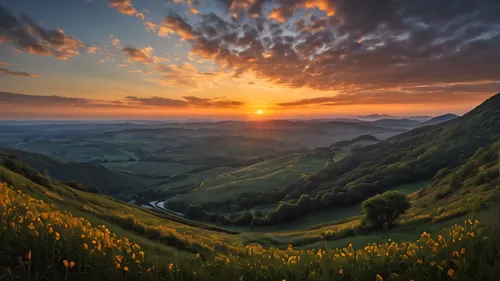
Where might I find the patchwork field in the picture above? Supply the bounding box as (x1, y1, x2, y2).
(164, 153, 329, 211)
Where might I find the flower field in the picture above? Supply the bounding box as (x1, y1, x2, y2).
(1, 181, 499, 281)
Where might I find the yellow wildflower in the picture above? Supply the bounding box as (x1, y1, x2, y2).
(447, 269, 455, 277)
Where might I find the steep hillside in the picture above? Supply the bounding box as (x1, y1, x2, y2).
(228, 93, 500, 225)
(422, 113, 459, 126)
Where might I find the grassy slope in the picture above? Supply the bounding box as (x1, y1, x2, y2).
(271, 93, 500, 221)
(0, 148, 151, 196)
(2, 177, 500, 281)
(165, 153, 327, 210)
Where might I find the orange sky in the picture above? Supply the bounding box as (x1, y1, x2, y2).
(1, 0, 499, 119)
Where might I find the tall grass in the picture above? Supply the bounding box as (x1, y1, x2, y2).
(1, 181, 500, 280)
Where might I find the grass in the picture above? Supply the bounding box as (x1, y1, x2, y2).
(165, 153, 327, 210)
(2, 180, 499, 281)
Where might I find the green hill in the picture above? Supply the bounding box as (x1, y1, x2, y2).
(0, 149, 151, 197)
(238, 93, 500, 225)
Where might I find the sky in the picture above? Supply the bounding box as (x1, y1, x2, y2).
(1, 0, 500, 120)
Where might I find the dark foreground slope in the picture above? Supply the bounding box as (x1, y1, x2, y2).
(1, 165, 500, 280)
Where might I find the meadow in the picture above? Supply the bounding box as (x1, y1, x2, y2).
(2, 180, 499, 281)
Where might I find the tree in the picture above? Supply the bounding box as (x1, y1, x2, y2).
(361, 190, 411, 230)
(184, 204, 205, 219)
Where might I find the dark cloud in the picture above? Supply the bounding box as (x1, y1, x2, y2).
(0, 4, 84, 59)
(126, 96, 245, 108)
(165, 0, 500, 100)
(0, 92, 245, 109)
(0, 92, 127, 107)
(0, 68, 38, 78)
(159, 14, 196, 40)
(122, 46, 153, 64)
(277, 82, 500, 107)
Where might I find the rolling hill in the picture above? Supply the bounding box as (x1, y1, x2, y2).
(219, 93, 500, 226)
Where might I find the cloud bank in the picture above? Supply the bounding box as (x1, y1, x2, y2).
(159, 0, 500, 106)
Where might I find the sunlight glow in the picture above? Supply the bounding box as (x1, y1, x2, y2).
(256, 109, 264, 115)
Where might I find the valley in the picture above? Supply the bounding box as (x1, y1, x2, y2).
(0, 96, 498, 281)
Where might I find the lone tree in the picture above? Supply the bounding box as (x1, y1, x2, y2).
(361, 190, 411, 230)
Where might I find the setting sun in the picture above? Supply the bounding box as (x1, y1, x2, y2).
(256, 110, 264, 115)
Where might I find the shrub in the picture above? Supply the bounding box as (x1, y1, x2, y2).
(361, 190, 411, 230)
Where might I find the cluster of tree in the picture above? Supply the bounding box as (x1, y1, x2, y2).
(361, 190, 411, 230)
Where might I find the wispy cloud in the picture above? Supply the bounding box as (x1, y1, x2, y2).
(126, 95, 245, 108)
(0, 92, 245, 109)
(0, 68, 38, 78)
(107, 0, 144, 19)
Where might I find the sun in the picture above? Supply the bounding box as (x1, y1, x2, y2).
(255, 109, 264, 115)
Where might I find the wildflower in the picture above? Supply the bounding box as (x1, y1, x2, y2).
(460, 248, 466, 255)
(452, 251, 459, 258)
(338, 268, 343, 274)
(430, 262, 436, 266)
(168, 263, 173, 271)
(317, 249, 322, 258)
(447, 269, 455, 277)
(55, 232, 60, 241)
(123, 266, 129, 272)
(63, 260, 69, 268)
(70, 261, 75, 268)
(376, 274, 383, 281)
(147, 268, 152, 272)
(83, 243, 88, 250)
(195, 253, 200, 259)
